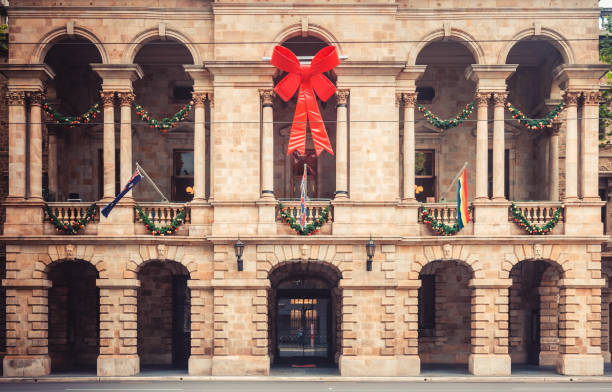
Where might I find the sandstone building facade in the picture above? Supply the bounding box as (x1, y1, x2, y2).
(0, 0, 610, 378)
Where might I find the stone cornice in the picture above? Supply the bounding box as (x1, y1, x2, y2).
(212, 3, 398, 15)
(0, 64, 55, 91)
(396, 8, 599, 19)
(8, 7, 214, 20)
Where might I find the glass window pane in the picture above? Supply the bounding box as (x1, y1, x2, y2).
(415, 151, 434, 176)
(174, 151, 194, 177)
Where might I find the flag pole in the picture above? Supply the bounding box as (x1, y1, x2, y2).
(440, 161, 468, 201)
(136, 162, 169, 203)
(304, 163, 307, 200)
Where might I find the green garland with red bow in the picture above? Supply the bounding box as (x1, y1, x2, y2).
(134, 101, 193, 132)
(510, 203, 562, 235)
(43, 102, 100, 126)
(506, 102, 564, 130)
(44, 203, 97, 234)
(279, 202, 330, 235)
(417, 102, 474, 130)
(420, 206, 464, 236)
(135, 205, 187, 235)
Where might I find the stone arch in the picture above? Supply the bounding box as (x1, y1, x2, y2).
(136, 258, 191, 277)
(267, 23, 344, 57)
(500, 245, 570, 279)
(31, 26, 109, 64)
(122, 27, 200, 64)
(258, 244, 352, 276)
(122, 244, 196, 279)
(268, 259, 342, 287)
(410, 245, 483, 279)
(498, 27, 575, 65)
(35, 244, 107, 279)
(407, 27, 485, 66)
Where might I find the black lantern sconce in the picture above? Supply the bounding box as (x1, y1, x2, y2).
(234, 236, 244, 271)
(366, 235, 376, 271)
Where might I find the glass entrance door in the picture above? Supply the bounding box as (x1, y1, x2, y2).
(276, 294, 330, 359)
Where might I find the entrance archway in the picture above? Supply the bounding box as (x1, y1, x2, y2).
(137, 260, 190, 371)
(47, 259, 100, 373)
(268, 261, 341, 367)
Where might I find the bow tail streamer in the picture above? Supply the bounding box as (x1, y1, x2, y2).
(303, 87, 334, 156)
(287, 86, 309, 156)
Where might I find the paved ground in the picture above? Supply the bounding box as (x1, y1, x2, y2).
(3, 381, 612, 392)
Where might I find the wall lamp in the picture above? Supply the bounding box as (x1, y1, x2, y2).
(234, 236, 244, 271)
(366, 235, 376, 271)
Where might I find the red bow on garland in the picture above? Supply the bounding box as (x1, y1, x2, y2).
(271, 45, 339, 156)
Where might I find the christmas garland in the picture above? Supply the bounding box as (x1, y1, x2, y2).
(134, 101, 193, 132)
(506, 102, 564, 130)
(44, 203, 97, 234)
(510, 203, 562, 235)
(135, 205, 187, 235)
(417, 102, 474, 130)
(278, 202, 330, 236)
(420, 206, 464, 236)
(43, 102, 100, 126)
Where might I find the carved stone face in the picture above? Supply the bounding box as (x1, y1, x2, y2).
(534, 244, 543, 259)
(65, 244, 75, 260)
(157, 244, 168, 260)
(443, 244, 452, 259)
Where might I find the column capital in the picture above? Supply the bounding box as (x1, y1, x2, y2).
(401, 92, 417, 108)
(563, 90, 581, 107)
(583, 90, 603, 106)
(475, 91, 491, 107)
(100, 91, 115, 106)
(192, 92, 208, 106)
(5, 91, 26, 106)
(27, 91, 45, 106)
(491, 92, 508, 107)
(117, 91, 135, 106)
(208, 92, 214, 107)
(336, 89, 350, 106)
(259, 89, 275, 107)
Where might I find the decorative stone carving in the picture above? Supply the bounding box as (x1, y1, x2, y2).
(65, 244, 75, 260)
(401, 92, 417, 108)
(157, 244, 168, 260)
(192, 92, 207, 106)
(5, 91, 26, 106)
(443, 244, 452, 260)
(475, 92, 491, 107)
(562, 90, 580, 106)
(259, 89, 275, 106)
(533, 243, 543, 259)
(492, 92, 508, 107)
(301, 244, 309, 259)
(600, 157, 612, 171)
(208, 93, 214, 107)
(27, 91, 45, 106)
(583, 91, 603, 106)
(117, 91, 135, 106)
(100, 91, 115, 106)
(336, 89, 350, 106)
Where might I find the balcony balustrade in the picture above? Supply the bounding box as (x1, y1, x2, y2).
(134, 203, 192, 235)
(44, 202, 100, 235)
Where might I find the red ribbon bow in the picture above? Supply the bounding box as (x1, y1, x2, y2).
(271, 45, 339, 156)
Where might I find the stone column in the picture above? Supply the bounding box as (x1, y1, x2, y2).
(582, 91, 603, 200)
(187, 280, 214, 375)
(395, 280, 421, 375)
(117, 92, 135, 199)
(27, 92, 44, 201)
(468, 279, 512, 376)
(2, 279, 52, 376)
(402, 92, 417, 201)
(556, 280, 604, 375)
(475, 92, 490, 200)
(335, 89, 349, 199)
(47, 131, 58, 201)
(192, 92, 207, 202)
(492, 92, 507, 200)
(96, 279, 140, 376)
(6, 91, 27, 199)
(101, 91, 116, 200)
(549, 123, 560, 201)
(259, 89, 275, 199)
(563, 91, 580, 201)
(208, 94, 215, 201)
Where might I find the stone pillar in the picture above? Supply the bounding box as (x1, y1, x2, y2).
(492, 92, 507, 200)
(96, 279, 140, 376)
(27, 91, 44, 201)
(192, 92, 207, 202)
(47, 131, 58, 201)
(101, 91, 116, 200)
(582, 91, 603, 200)
(556, 279, 605, 375)
(563, 91, 580, 202)
(395, 280, 421, 375)
(475, 92, 490, 200)
(259, 89, 275, 199)
(468, 279, 512, 376)
(335, 89, 349, 199)
(208, 94, 215, 201)
(2, 279, 52, 377)
(117, 92, 135, 199)
(402, 92, 417, 201)
(187, 281, 214, 375)
(6, 91, 27, 199)
(549, 123, 560, 201)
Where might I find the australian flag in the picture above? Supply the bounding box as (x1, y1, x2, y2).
(101, 169, 142, 217)
(300, 167, 307, 230)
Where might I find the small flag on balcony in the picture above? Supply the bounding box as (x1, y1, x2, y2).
(457, 167, 470, 229)
(300, 164, 307, 230)
(101, 168, 142, 218)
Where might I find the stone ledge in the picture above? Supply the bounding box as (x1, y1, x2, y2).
(1, 279, 51, 289)
(96, 279, 140, 289)
(558, 278, 606, 288)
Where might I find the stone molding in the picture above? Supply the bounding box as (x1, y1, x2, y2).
(499, 244, 577, 279)
(411, 245, 484, 279)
